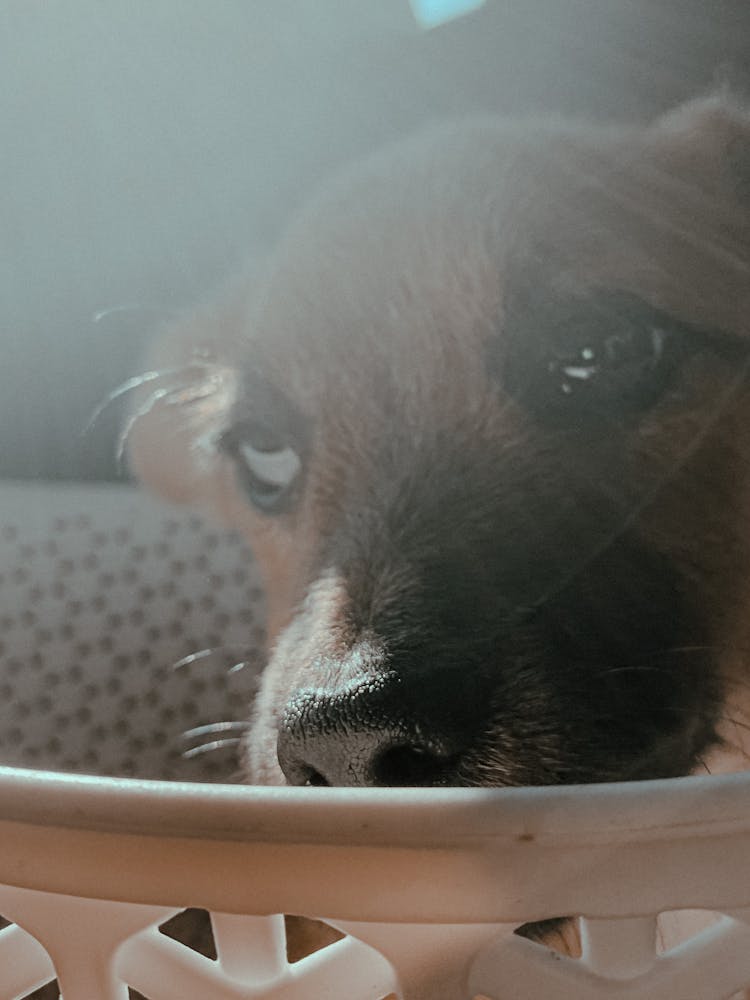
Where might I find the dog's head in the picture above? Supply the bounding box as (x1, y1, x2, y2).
(130, 96, 750, 787)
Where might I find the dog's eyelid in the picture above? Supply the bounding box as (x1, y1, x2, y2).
(585, 295, 746, 358)
(691, 324, 750, 364)
(234, 370, 310, 446)
(218, 418, 289, 455)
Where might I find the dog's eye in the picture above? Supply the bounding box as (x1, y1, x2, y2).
(502, 292, 686, 425)
(219, 423, 302, 513)
(539, 321, 668, 409)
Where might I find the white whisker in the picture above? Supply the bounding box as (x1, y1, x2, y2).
(83, 357, 218, 438)
(92, 303, 176, 324)
(172, 648, 221, 670)
(183, 721, 249, 740)
(114, 379, 218, 470)
(83, 371, 175, 436)
(182, 737, 243, 759)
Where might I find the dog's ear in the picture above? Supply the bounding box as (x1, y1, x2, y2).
(654, 93, 750, 201)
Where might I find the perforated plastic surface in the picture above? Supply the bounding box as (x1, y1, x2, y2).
(0, 482, 265, 782)
(1, 482, 750, 1000)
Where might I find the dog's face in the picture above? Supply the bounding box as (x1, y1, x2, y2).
(130, 97, 750, 788)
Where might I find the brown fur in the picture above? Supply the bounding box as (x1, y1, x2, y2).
(130, 95, 750, 793)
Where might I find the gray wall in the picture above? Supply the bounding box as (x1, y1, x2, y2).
(2, 0, 748, 481)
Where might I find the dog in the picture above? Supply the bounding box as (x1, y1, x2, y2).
(129, 94, 750, 798)
(121, 94, 750, 991)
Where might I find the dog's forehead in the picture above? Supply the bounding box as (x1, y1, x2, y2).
(243, 112, 749, 420)
(250, 126, 509, 395)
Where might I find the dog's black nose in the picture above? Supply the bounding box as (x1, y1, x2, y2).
(276, 682, 462, 787)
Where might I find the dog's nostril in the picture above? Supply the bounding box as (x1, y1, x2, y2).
(280, 737, 455, 788)
(373, 744, 453, 786)
(304, 768, 330, 787)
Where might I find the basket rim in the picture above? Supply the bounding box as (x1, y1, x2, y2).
(1, 764, 750, 847)
(3, 766, 750, 921)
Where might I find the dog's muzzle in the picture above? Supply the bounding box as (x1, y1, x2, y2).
(277, 675, 469, 787)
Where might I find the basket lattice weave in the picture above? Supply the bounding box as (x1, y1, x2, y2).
(1, 482, 750, 1000)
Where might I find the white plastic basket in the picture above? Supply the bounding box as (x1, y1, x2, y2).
(1, 481, 750, 1000)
